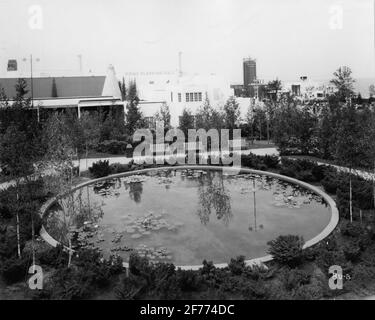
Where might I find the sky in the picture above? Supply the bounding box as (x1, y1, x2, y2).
(0, 0, 374, 83)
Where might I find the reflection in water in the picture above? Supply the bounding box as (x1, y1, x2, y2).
(45, 188, 104, 246)
(125, 182, 143, 204)
(196, 172, 232, 226)
(93, 179, 121, 198)
(249, 179, 257, 232)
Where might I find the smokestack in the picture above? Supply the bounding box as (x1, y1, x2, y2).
(77, 54, 82, 74)
(178, 51, 182, 77)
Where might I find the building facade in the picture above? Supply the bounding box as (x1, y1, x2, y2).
(127, 71, 233, 127)
(0, 65, 123, 119)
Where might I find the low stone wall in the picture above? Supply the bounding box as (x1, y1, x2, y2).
(39, 165, 339, 270)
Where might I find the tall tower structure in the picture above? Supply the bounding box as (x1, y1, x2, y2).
(243, 57, 257, 88)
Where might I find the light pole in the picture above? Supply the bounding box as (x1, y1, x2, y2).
(23, 55, 40, 121)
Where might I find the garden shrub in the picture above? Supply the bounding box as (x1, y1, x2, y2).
(240, 154, 260, 169)
(264, 282, 293, 300)
(128, 252, 153, 278)
(341, 221, 365, 238)
(267, 235, 304, 267)
(240, 154, 280, 171)
(279, 167, 296, 178)
(314, 239, 352, 276)
(0, 189, 13, 219)
(109, 162, 132, 174)
(74, 249, 124, 288)
(0, 226, 18, 260)
(278, 158, 328, 183)
(311, 164, 326, 182)
(154, 272, 182, 299)
(1, 256, 29, 284)
(96, 140, 128, 155)
(176, 269, 201, 292)
(342, 241, 362, 262)
(116, 274, 148, 300)
(200, 259, 216, 283)
(321, 172, 341, 194)
(346, 263, 375, 291)
(244, 264, 275, 281)
(262, 155, 280, 169)
(241, 279, 269, 300)
(281, 268, 311, 291)
(297, 170, 315, 182)
(48, 267, 93, 300)
(228, 256, 246, 275)
(44, 249, 124, 299)
(359, 244, 375, 267)
(89, 160, 111, 178)
(293, 283, 323, 300)
(37, 245, 69, 268)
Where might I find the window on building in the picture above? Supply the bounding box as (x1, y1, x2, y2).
(184, 92, 203, 103)
(178, 93, 181, 102)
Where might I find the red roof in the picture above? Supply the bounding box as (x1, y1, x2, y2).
(0, 76, 106, 99)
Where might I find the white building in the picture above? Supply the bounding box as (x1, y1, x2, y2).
(282, 77, 335, 101)
(124, 71, 233, 127)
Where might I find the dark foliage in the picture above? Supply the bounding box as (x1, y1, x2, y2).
(1, 256, 29, 284)
(89, 160, 111, 178)
(267, 235, 304, 267)
(96, 140, 129, 155)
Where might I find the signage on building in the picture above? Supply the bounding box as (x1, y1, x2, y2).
(7, 59, 17, 71)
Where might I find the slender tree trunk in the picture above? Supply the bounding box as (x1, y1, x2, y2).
(251, 119, 254, 145)
(86, 144, 88, 172)
(68, 238, 72, 268)
(253, 179, 257, 231)
(15, 185, 21, 259)
(76, 147, 80, 177)
(87, 185, 91, 219)
(31, 208, 35, 267)
(349, 167, 353, 223)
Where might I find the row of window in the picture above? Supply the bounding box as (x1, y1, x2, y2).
(186, 92, 202, 102)
(171, 92, 203, 103)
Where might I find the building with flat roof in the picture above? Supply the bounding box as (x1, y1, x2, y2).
(127, 71, 233, 127)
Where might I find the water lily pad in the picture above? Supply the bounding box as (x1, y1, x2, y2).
(131, 233, 142, 239)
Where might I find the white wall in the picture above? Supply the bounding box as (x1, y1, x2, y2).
(129, 71, 233, 127)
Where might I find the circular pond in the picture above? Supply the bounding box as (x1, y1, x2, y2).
(42, 166, 337, 268)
